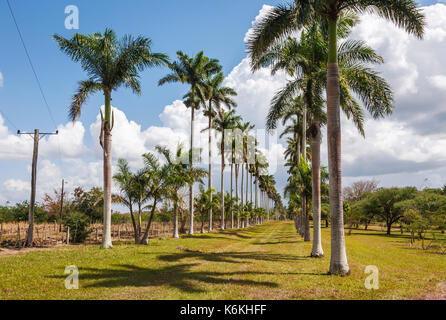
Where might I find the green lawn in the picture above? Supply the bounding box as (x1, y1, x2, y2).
(0, 221, 444, 299)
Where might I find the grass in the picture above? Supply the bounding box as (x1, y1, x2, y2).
(0, 221, 444, 300)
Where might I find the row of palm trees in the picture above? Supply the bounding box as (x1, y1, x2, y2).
(53, 29, 282, 247)
(113, 143, 280, 243)
(247, 0, 425, 275)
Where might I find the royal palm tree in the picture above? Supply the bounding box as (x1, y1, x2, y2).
(159, 51, 221, 235)
(248, 4, 423, 273)
(237, 121, 255, 226)
(202, 72, 237, 231)
(53, 29, 168, 248)
(205, 109, 241, 229)
(232, 126, 244, 228)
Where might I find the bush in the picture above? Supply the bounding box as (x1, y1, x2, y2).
(63, 212, 92, 243)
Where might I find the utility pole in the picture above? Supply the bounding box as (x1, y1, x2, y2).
(18, 129, 58, 247)
(59, 179, 65, 232)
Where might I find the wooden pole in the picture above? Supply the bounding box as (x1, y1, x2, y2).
(17, 129, 58, 247)
(59, 179, 64, 232)
(26, 129, 39, 247)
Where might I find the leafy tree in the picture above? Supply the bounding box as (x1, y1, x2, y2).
(361, 187, 417, 235)
(62, 211, 92, 243)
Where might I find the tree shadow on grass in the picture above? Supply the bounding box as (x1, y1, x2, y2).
(51, 263, 280, 293)
(252, 241, 299, 245)
(181, 234, 240, 241)
(154, 250, 306, 264)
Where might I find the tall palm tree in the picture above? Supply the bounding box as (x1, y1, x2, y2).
(248, 5, 423, 274)
(202, 72, 237, 231)
(53, 29, 168, 248)
(205, 109, 241, 229)
(159, 51, 221, 235)
(232, 126, 244, 228)
(237, 121, 255, 227)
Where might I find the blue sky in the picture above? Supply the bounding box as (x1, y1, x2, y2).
(0, 0, 282, 131)
(1, 0, 446, 206)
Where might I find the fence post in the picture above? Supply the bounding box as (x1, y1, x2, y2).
(16, 224, 21, 247)
(66, 227, 70, 245)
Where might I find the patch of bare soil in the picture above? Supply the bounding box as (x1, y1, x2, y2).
(0, 246, 57, 258)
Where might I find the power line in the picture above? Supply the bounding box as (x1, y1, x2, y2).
(6, 0, 63, 164)
(0, 108, 19, 130)
(6, 0, 57, 128)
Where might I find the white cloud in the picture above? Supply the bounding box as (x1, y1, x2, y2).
(0, 72, 3, 87)
(223, 58, 288, 127)
(243, 4, 274, 43)
(4, 4, 446, 204)
(0, 115, 88, 160)
(427, 74, 446, 90)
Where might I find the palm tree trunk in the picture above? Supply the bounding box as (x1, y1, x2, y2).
(208, 115, 213, 232)
(302, 105, 311, 242)
(236, 164, 240, 228)
(173, 201, 179, 238)
(138, 202, 142, 241)
(241, 164, 244, 206)
(220, 140, 225, 230)
(245, 164, 249, 204)
(255, 174, 258, 209)
(129, 206, 139, 244)
(245, 163, 249, 227)
(141, 199, 157, 245)
(327, 18, 349, 276)
(189, 107, 195, 235)
(230, 163, 234, 229)
(102, 91, 113, 249)
(311, 121, 324, 257)
(250, 172, 253, 204)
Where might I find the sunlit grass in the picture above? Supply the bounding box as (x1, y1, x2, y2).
(0, 221, 444, 299)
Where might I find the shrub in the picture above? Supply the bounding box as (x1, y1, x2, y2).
(63, 212, 92, 243)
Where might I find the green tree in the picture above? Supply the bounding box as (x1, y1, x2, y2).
(247, 2, 424, 274)
(204, 109, 241, 229)
(159, 51, 221, 236)
(156, 144, 207, 238)
(53, 29, 168, 248)
(202, 72, 237, 231)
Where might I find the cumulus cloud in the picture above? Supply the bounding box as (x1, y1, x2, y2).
(0, 114, 88, 160)
(243, 4, 274, 43)
(89, 101, 210, 168)
(427, 74, 446, 90)
(336, 4, 446, 188)
(3, 3, 446, 204)
(223, 58, 288, 127)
